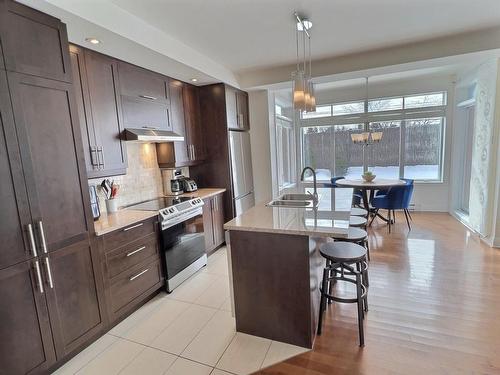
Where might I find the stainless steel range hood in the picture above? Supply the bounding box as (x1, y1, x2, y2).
(124, 128, 184, 143)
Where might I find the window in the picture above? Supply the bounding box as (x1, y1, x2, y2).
(403, 117, 444, 180)
(368, 97, 403, 112)
(367, 121, 401, 179)
(404, 92, 446, 109)
(276, 114, 296, 189)
(301, 105, 332, 119)
(332, 101, 364, 116)
(299, 91, 446, 182)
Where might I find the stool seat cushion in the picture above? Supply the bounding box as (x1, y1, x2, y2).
(350, 207, 368, 217)
(349, 216, 367, 227)
(331, 227, 367, 241)
(320, 241, 367, 263)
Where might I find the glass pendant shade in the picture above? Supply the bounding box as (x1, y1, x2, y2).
(309, 81, 316, 112)
(371, 131, 383, 142)
(292, 71, 306, 111)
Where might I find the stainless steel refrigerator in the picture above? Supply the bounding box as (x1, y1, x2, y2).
(228, 130, 255, 216)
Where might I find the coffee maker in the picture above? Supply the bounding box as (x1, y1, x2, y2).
(162, 168, 185, 196)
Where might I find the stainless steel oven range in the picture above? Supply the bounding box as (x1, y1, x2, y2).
(127, 196, 206, 292)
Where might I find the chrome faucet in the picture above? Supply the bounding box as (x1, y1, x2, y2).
(300, 167, 318, 206)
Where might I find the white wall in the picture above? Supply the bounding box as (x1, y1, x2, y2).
(248, 91, 273, 204)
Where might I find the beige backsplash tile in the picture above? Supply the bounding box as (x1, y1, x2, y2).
(89, 143, 164, 213)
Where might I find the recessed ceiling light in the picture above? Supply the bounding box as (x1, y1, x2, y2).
(191, 78, 198, 82)
(85, 37, 101, 45)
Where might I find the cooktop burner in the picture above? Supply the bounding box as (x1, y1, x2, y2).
(127, 196, 192, 211)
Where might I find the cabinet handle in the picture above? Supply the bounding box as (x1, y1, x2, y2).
(44, 257, 54, 289)
(129, 268, 149, 281)
(139, 94, 157, 101)
(97, 147, 105, 169)
(123, 222, 143, 232)
(34, 260, 44, 294)
(142, 126, 159, 130)
(38, 221, 48, 254)
(90, 146, 99, 168)
(27, 224, 37, 257)
(192, 145, 196, 160)
(126, 246, 146, 257)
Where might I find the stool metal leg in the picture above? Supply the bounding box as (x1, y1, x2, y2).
(356, 272, 365, 347)
(365, 238, 371, 261)
(317, 267, 328, 335)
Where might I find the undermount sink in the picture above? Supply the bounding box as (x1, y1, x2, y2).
(279, 193, 314, 201)
(266, 200, 313, 208)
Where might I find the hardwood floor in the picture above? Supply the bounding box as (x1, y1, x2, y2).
(257, 212, 500, 375)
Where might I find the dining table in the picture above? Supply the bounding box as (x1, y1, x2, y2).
(335, 178, 406, 223)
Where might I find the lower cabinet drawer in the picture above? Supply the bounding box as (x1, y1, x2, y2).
(103, 217, 157, 250)
(106, 234, 158, 279)
(109, 258, 162, 314)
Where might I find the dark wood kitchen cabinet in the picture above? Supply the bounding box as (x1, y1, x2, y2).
(0, 260, 56, 375)
(203, 193, 225, 253)
(226, 85, 249, 131)
(0, 3, 107, 371)
(6, 71, 107, 359)
(0, 70, 33, 270)
(0, 0, 72, 82)
(156, 82, 206, 167)
(183, 83, 206, 162)
(100, 217, 163, 324)
(80, 48, 128, 177)
(118, 60, 172, 132)
(169, 79, 189, 164)
(118, 60, 169, 104)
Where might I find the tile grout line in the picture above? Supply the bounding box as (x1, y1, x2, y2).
(63, 335, 119, 375)
(258, 339, 273, 371)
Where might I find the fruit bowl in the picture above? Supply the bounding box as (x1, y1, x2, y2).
(362, 174, 376, 182)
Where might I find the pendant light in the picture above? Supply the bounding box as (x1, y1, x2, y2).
(351, 77, 383, 146)
(292, 12, 315, 113)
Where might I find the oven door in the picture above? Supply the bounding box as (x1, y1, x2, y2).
(160, 208, 205, 282)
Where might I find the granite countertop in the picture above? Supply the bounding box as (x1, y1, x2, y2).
(94, 209, 158, 236)
(94, 188, 226, 236)
(176, 188, 226, 199)
(224, 203, 350, 238)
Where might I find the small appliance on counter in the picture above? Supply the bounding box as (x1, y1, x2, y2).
(89, 185, 100, 221)
(162, 167, 198, 195)
(162, 168, 185, 196)
(180, 177, 198, 192)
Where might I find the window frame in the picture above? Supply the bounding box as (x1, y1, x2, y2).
(299, 91, 447, 183)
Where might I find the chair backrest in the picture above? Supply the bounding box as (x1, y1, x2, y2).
(384, 183, 413, 209)
(330, 176, 345, 188)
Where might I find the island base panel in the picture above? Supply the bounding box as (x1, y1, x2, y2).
(229, 230, 323, 348)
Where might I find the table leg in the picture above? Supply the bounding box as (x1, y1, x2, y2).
(362, 189, 370, 214)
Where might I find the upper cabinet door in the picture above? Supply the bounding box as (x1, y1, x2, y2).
(118, 61, 169, 104)
(84, 50, 127, 177)
(7, 72, 92, 253)
(70, 45, 100, 176)
(236, 91, 250, 130)
(0, 0, 71, 82)
(0, 70, 33, 270)
(225, 86, 238, 130)
(0, 259, 56, 374)
(183, 84, 206, 162)
(169, 79, 189, 164)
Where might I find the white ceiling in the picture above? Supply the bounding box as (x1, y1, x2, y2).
(109, 0, 500, 73)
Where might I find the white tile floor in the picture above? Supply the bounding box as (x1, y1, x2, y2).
(53, 247, 309, 375)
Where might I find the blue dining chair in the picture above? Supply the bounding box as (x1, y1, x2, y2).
(370, 179, 414, 232)
(330, 176, 345, 187)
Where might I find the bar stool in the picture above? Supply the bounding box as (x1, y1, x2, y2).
(349, 215, 367, 229)
(350, 207, 368, 218)
(333, 227, 370, 262)
(318, 242, 368, 346)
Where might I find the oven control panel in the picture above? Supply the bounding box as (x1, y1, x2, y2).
(159, 197, 204, 222)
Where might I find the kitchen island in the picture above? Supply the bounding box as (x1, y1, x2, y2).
(224, 201, 351, 348)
